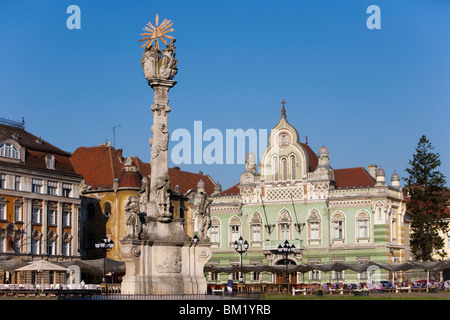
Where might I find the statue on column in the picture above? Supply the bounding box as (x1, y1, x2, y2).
(153, 174, 172, 222)
(197, 193, 213, 241)
(141, 39, 177, 80)
(125, 196, 142, 239)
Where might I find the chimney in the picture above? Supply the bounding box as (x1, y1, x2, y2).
(368, 165, 377, 179)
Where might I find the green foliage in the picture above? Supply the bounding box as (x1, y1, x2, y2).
(404, 135, 450, 261)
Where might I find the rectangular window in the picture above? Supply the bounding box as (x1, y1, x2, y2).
(0, 204, 6, 220)
(14, 240, 21, 254)
(62, 184, 72, 197)
(333, 270, 344, 281)
(63, 211, 71, 227)
(62, 241, 71, 256)
(230, 225, 240, 243)
(0, 174, 5, 188)
(14, 176, 20, 191)
(358, 220, 368, 238)
(280, 223, 290, 240)
(0, 238, 4, 253)
(14, 205, 22, 222)
(391, 219, 397, 242)
(252, 224, 261, 242)
(252, 272, 261, 281)
(47, 209, 57, 225)
(32, 208, 42, 224)
(47, 181, 57, 195)
(31, 240, 40, 255)
(210, 225, 219, 244)
(311, 269, 321, 281)
(47, 240, 56, 255)
(32, 179, 43, 193)
(333, 221, 343, 239)
(210, 272, 218, 281)
(310, 221, 320, 240)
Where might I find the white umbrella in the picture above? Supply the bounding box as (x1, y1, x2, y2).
(16, 260, 68, 272)
(16, 260, 68, 288)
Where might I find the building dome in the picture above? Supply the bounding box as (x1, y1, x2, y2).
(197, 179, 205, 189)
(391, 171, 400, 181)
(214, 181, 222, 192)
(318, 145, 330, 158)
(245, 151, 256, 164)
(376, 167, 385, 177)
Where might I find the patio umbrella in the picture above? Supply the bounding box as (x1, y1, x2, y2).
(60, 258, 125, 275)
(16, 260, 68, 287)
(0, 256, 28, 273)
(15, 260, 68, 272)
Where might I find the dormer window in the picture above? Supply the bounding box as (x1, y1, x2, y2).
(46, 154, 55, 169)
(0, 143, 19, 159)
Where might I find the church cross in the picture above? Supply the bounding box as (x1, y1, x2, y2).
(281, 99, 286, 117)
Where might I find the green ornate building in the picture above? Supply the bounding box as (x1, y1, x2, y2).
(192, 106, 409, 285)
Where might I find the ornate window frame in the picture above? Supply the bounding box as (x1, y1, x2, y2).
(228, 216, 241, 247)
(249, 211, 263, 245)
(277, 209, 292, 241)
(307, 208, 321, 244)
(356, 210, 371, 243)
(209, 217, 220, 247)
(331, 211, 345, 243)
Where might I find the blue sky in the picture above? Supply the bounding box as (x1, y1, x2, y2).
(1, 0, 449, 190)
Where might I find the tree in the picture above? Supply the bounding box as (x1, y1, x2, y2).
(404, 135, 450, 261)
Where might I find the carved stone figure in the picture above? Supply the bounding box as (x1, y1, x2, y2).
(150, 124, 169, 159)
(159, 39, 178, 79)
(197, 193, 213, 241)
(153, 174, 171, 221)
(138, 176, 149, 212)
(125, 196, 142, 239)
(142, 44, 159, 79)
(141, 39, 178, 80)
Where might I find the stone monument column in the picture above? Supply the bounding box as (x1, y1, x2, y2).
(120, 16, 211, 295)
(147, 78, 175, 222)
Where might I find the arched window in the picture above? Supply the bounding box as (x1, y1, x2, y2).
(281, 158, 287, 180)
(0, 143, 19, 159)
(250, 212, 262, 243)
(331, 212, 345, 241)
(229, 216, 241, 246)
(290, 155, 296, 180)
(356, 211, 370, 239)
(308, 210, 321, 241)
(272, 156, 279, 181)
(46, 154, 55, 169)
(278, 210, 292, 241)
(103, 202, 112, 218)
(209, 217, 220, 245)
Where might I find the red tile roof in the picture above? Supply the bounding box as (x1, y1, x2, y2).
(71, 146, 122, 190)
(0, 124, 70, 156)
(300, 142, 318, 172)
(71, 146, 216, 194)
(334, 167, 376, 189)
(0, 123, 79, 176)
(213, 183, 241, 197)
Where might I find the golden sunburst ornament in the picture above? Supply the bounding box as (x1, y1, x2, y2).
(139, 14, 175, 51)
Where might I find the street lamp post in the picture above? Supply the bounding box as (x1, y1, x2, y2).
(95, 236, 114, 284)
(277, 240, 296, 292)
(234, 236, 249, 283)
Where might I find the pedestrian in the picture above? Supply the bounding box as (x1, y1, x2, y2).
(227, 276, 234, 295)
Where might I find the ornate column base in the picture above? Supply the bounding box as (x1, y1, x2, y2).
(120, 239, 211, 295)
